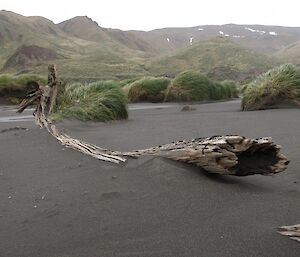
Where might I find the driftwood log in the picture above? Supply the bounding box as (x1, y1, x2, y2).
(122, 136, 289, 176)
(17, 64, 289, 176)
(17, 65, 298, 243)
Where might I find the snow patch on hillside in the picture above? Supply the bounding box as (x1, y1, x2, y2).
(245, 27, 266, 35)
(269, 31, 278, 36)
(218, 31, 245, 38)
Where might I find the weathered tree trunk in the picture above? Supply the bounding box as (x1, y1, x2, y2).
(17, 65, 289, 176)
(121, 135, 289, 176)
(16, 64, 297, 242)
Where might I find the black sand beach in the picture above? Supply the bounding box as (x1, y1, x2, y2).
(0, 100, 299, 257)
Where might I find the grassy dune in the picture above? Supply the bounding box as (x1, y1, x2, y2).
(241, 64, 300, 111)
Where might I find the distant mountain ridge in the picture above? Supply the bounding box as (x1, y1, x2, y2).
(1, 10, 300, 81)
(131, 24, 300, 54)
(58, 16, 156, 53)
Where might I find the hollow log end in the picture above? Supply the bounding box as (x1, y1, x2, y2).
(228, 138, 289, 176)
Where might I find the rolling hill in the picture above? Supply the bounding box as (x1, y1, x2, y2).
(145, 38, 278, 82)
(1, 10, 300, 81)
(2, 45, 57, 71)
(276, 40, 300, 66)
(0, 11, 151, 79)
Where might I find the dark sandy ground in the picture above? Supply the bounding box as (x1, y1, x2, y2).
(0, 100, 299, 257)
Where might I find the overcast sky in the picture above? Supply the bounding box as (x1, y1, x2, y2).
(1, 0, 300, 31)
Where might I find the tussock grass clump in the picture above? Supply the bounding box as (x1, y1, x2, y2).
(53, 81, 128, 121)
(126, 77, 171, 102)
(165, 71, 237, 101)
(0, 74, 47, 102)
(88, 80, 122, 91)
(241, 64, 300, 111)
(221, 80, 239, 98)
(210, 82, 230, 100)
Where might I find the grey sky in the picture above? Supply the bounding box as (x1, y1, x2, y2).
(1, 0, 299, 31)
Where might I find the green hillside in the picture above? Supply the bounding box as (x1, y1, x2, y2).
(0, 11, 149, 80)
(2, 10, 300, 82)
(145, 38, 279, 82)
(58, 16, 156, 54)
(276, 41, 300, 66)
(0, 11, 83, 61)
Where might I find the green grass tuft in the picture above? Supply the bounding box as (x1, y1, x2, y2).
(241, 64, 300, 111)
(221, 80, 239, 98)
(53, 81, 128, 121)
(126, 77, 171, 103)
(165, 71, 237, 101)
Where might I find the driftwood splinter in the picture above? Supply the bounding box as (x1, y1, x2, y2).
(278, 224, 300, 243)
